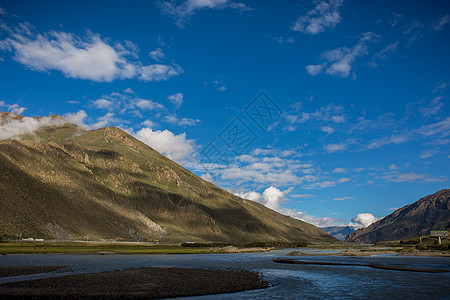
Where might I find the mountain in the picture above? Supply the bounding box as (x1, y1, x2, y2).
(346, 189, 450, 244)
(0, 112, 336, 244)
(321, 226, 355, 241)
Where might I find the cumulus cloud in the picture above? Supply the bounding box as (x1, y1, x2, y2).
(0, 23, 182, 82)
(0, 110, 88, 141)
(350, 213, 378, 228)
(236, 186, 294, 210)
(157, 0, 251, 27)
(291, 0, 343, 35)
(167, 92, 183, 109)
(134, 127, 195, 161)
(306, 32, 380, 78)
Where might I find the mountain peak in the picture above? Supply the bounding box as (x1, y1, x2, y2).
(346, 189, 450, 243)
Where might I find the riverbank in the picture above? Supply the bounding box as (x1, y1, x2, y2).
(274, 259, 449, 273)
(0, 242, 274, 255)
(288, 248, 450, 257)
(0, 266, 269, 299)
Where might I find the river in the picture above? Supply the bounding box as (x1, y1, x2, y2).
(1, 249, 449, 299)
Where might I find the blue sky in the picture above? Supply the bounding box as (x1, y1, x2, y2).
(0, 0, 449, 228)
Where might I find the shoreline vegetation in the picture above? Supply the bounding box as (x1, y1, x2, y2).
(0, 241, 306, 255)
(1, 240, 449, 256)
(0, 267, 269, 299)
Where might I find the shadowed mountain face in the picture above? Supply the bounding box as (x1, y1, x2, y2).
(346, 189, 450, 244)
(0, 113, 335, 243)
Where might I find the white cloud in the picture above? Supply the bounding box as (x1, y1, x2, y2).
(93, 99, 115, 110)
(164, 115, 200, 126)
(306, 32, 380, 78)
(91, 112, 117, 128)
(286, 103, 346, 129)
(420, 96, 444, 117)
(139, 64, 183, 82)
(1, 24, 182, 82)
(325, 143, 346, 153)
(432, 14, 450, 31)
(291, 0, 343, 35)
(64, 110, 88, 128)
(321, 126, 335, 134)
(0, 110, 87, 141)
(149, 48, 165, 61)
(418, 117, 450, 137)
(168, 92, 183, 109)
(280, 208, 345, 227)
(366, 133, 410, 150)
(305, 64, 324, 76)
(332, 167, 346, 174)
(382, 171, 446, 183)
(334, 196, 354, 200)
(0, 7, 6, 15)
(350, 213, 378, 228)
(0, 101, 27, 115)
(157, 0, 251, 27)
(92, 89, 165, 114)
(236, 186, 293, 210)
(135, 127, 195, 161)
(420, 149, 438, 159)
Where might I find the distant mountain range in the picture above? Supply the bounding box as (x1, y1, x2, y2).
(346, 189, 450, 244)
(0, 112, 336, 244)
(321, 226, 355, 240)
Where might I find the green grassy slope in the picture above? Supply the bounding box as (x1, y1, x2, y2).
(0, 116, 335, 244)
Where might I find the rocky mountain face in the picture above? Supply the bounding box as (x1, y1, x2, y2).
(0, 112, 336, 243)
(346, 189, 450, 244)
(321, 226, 355, 241)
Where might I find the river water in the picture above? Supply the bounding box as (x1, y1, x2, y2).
(0, 249, 449, 299)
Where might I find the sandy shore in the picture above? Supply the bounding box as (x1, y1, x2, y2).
(0, 267, 269, 299)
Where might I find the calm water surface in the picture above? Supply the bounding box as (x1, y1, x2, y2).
(0, 249, 449, 299)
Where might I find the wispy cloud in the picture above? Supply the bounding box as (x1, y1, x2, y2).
(167, 92, 183, 109)
(325, 143, 346, 153)
(157, 0, 252, 27)
(291, 0, 343, 35)
(164, 114, 200, 126)
(432, 14, 450, 31)
(306, 32, 380, 78)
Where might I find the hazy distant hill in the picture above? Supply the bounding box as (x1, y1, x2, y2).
(0, 112, 336, 244)
(321, 226, 355, 240)
(346, 189, 450, 244)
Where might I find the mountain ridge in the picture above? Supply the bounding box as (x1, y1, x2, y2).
(346, 189, 449, 243)
(0, 114, 336, 244)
